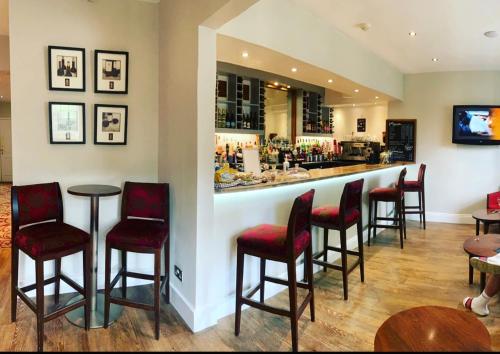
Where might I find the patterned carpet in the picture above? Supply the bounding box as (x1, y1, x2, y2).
(0, 184, 10, 248)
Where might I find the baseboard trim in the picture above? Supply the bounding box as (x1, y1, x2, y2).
(406, 212, 475, 225)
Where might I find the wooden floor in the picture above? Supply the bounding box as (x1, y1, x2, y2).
(0, 221, 499, 351)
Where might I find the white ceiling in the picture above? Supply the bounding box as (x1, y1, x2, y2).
(295, 0, 500, 74)
(0, 0, 8, 36)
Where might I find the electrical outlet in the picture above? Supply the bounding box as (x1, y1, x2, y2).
(174, 265, 182, 282)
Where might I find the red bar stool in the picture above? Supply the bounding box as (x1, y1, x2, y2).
(402, 163, 427, 229)
(235, 189, 315, 352)
(487, 191, 500, 210)
(368, 168, 407, 249)
(310, 179, 365, 300)
(103, 182, 170, 340)
(11, 182, 91, 352)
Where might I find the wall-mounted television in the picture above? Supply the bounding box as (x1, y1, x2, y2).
(453, 105, 500, 145)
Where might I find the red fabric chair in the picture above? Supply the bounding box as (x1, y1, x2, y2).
(103, 182, 170, 340)
(487, 191, 500, 210)
(402, 163, 427, 229)
(311, 179, 364, 300)
(11, 182, 91, 352)
(235, 190, 315, 352)
(368, 168, 407, 249)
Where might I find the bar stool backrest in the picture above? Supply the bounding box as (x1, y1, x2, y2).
(397, 168, 407, 195)
(487, 191, 500, 209)
(418, 164, 427, 186)
(339, 179, 364, 226)
(11, 182, 63, 234)
(121, 181, 169, 223)
(286, 189, 315, 257)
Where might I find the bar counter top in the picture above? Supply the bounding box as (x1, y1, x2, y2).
(214, 162, 413, 194)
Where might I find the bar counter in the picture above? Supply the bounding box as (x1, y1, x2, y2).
(215, 162, 413, 194)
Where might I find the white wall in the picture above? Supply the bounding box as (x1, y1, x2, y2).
(334, 104, 388, 142)
(389, 72, 500, 222)
(9, 0, 159, 290)
(218, 0, 404, 100)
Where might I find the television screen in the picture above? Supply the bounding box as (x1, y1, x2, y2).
(453, 105, 500, 145)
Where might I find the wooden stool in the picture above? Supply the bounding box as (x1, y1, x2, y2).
(310, 179, 364, 300)
(402, 163, 426, 229)
(374, 306, 491, 352)
(235, 190, 316, 352)
(368, 168, 407, 249)
(463, 234, 500, 292)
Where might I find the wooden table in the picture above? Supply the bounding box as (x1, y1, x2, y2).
(472, 209, 500, 235)
(463, 234, 500, 292)
(374, 306, 491, 352)
(65, 185, 122, 329)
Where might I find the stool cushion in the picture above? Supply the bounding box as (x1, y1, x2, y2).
(107, 219, 169, 250)
(369, 187, 400, 202)
(15, 222, 89, 258)
(237, 224, 310, 259)
(403, 180, 421, 191)
(311, 206, 360, 228)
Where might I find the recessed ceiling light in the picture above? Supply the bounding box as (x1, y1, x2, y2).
(287, 85, 291, 89)
(274, 82, 279, 86)
(242, 51, 249, 58)
(291, 67, 297, 72)
(375, 96, 379, 99)
(354, 89, 359, 93)
(484, 31, 498, 38)
(352, 104, 356, 107)
(328, 79, 333, 83)
(409, 31, 416, 37)
(432, 58, 439, 62)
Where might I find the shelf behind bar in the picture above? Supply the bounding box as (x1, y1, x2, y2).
(215, 128, 265, 135)
(299, 132, 334, 137)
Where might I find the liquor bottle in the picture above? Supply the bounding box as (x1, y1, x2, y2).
(230, 111, 236, 128)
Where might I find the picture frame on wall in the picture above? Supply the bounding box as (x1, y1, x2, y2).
(94, 104, 128, 145)
(94, 50, 129, 94)
(48, 46, 86, 91)
(357, 118, 366, 132)
(49, 102, 86, 144)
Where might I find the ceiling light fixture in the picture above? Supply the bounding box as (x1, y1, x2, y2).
(328, 79, 333, 83)
(242, 51, 249, 58)
(291, 67, 297, 72)
(352, 104, 356, 107)
(375, 96, 379, 99)
(409, 31, 416, 37)
(484, 31, 498, 38)
(274, 82, 279, 86)
(287, 85, 291, 89)
(432, 58, 439, 62)
(354, 89, 359, 93)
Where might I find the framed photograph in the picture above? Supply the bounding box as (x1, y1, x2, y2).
(95, 50, 129, 94)
(49, 102, 86, 144)
(357, 118, 366, 132)
(48, 46, 86, 91)
(94, 104, 128, 145)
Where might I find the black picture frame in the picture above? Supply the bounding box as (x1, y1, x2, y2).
(48, 46, 86, 92)
(94, 104, 128, 145)
(94, 50, 129, 94)
(357, 118, 366, 132)
(48, 102, 86, 144)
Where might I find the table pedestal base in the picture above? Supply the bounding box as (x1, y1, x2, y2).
(65, 293, 123, 329)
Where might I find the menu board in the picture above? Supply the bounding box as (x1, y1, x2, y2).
(386, 119, 416, 162)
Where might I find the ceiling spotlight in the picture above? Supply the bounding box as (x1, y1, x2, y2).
(375, 96, 379, 99)
(291, 67, 297, 72)
(287, 85, 291, 89)
(242, 51, 249, 58)
(484, 31, 498, 38)
(409, 31, 416, 37)
(352, 104, 356, 107)
(274, 82, 279, 86)
(432, 58, 439, 62)
(328, 79, 333, 83)
(354, 89, 359, 93)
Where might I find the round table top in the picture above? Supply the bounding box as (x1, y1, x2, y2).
(472, 209, 500, 222)
(463, 234, 500, 257)
(68, 184, 122, 197)
(374, 306, 491, 352)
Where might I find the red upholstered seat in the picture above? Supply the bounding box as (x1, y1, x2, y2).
(487, 191, 500, 210)
(311, 206, 361, 228)
(369, 187, 400, 201)
(237, 224, 311, 260)
(15, 222, 89, 258)
(107, 219, 168, 250)
(403, 180, 421, 191)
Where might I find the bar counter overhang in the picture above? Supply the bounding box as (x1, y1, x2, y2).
(200, 162, 416, 329)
